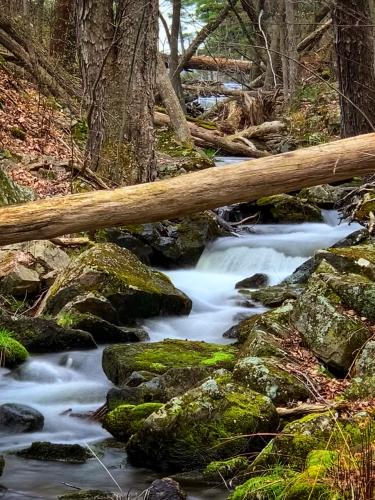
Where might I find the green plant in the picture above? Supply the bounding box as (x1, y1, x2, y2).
(0, 328, 28, 368)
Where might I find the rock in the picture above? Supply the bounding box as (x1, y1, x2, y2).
(57, 309, 149, 344)
(256, 194, 322, 223)
(40, 243, 192, 322)
(59, 491, 119, 500)
(106, 367, 211, 408)
(0, 309, 96, 353)
(235, 273, 269, 289)
(17, 442, 91, 463)
(344, 376, 375, 400)
(0, 456, 4, 476)
(0, 250, 40, 296)
(233, 356, 310, 404)
(292, 273, 372, 373)
(0, 329, 28, 368)
(103, 402, 163, 442)
(98, 212, 227, 268)
(353, 340, 375, 376)
(245, 284, 303, 307)
(0, 167, 34, 207)
(126, 376, 278, 471)
(0, 403, 44, 433)
(298, 184, 350, 208)
(203, 456, 248, 481)
(146, 478, 187, 500)
(316, 244, 375, 281)
(102, 339, 237, 386)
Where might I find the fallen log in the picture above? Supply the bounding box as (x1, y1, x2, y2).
(154, 111, 269, 158)
(162, 53, 254, 73)
(0, 133, 375, 246)
(229, 121, 287, 140)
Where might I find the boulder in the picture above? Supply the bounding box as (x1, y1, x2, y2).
(0, 309, 96, 353)
(0, 250, 40, 296)
(203, 456, 248, 481)
(97, 211, 227, 268)
(245, 284, 303, 307)
(0, 403, 44, 433)
(315, 244, 375, 281)
(102, 339, 237, 386)
(353, 340, 375, 376)
(256, 194, 322, 223)
(233, 356, 310, 405)
(0, 456, 4, 476)
(235, 273, 269, 289)
(0, 167, 34, 207)
(40, 243, 192, 323)
(298, 184, 350, 208)
(17, 442, 91, 463)
(126, 376, 278, 471)
(147, 478, 187, 500)
(0, 329, 28, 368)
(292, 273, 372, 373)
(59, 491, 119, 500)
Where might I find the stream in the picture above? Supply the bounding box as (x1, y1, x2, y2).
(0, 211, 360, 499)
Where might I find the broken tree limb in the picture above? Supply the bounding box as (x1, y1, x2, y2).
(154, 111, 269, 157)
(229, 121, 287, 140)
(297, 18, 332, 54)
(1, 133, 375, 246)
(161, 53, 254, 73)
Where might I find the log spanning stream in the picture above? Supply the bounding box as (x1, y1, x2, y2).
(0, 211, 360, 499)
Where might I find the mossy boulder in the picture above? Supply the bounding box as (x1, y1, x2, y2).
(203, 456, 248, 481)
(228, 467, 296, 500)
(41, 244, 192, 322)
(103, 402, 163, 441)
(344, 375, 375, 400)
(244, 284, 303, 308)
(107, 366, 210, 408)
(0, 328, 28, 367)
(292, 273, 372, 373)
(59, 491, 118, 500)
(0, 309, 96, 353)
(352, 340, 375, 376)
(98, 212, 227, 268)
(233, 356, 310, 404)
(316, 244, 375, 281)
(297, 184, 349, 208)
(126, 376, 279, 471)
(235, 273, 269, 289)
(0, 167, 34, 207)
(256, 194, 322, 223)
(102, 340, 237, 386)
(17, 442, 91, 463)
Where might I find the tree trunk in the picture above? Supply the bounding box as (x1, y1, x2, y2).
(332, 0, 375, 137)
(1, 132, 375, 246)
(156, 54, 192, 145)
(50, 0, 76, 65)
(284, 0, 298, 99)
(169, 0, 185, 108)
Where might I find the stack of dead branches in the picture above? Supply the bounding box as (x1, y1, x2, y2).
(339, 175, 375, 233)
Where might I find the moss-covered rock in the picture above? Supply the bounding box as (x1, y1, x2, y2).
(41, 243, 192, 322)
(102, 340, 237, 386)
(233, 356, 310, 404)
(229, 467, 296, 500)
(297, 185, 349, 208)
(203, 456, 248, 481)
(103, 402, 163, 441)
(59, 491, 118, 500)
(316, 244, 375, 281)
(0, 309, 96, 353)
(292, 273, 372, 373)
(126, 376, 279, 471)
(344, 376, 375, 400)
(256, 194, 322, 223)
(0, 167, 34, 207)
(245, 284, 303, 308)
(17, 442, 91, 463)
(0, 328, 28, 367)
(235, 273, 269, 289)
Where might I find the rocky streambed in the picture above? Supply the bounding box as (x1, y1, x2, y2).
(0, 168, 375, 499)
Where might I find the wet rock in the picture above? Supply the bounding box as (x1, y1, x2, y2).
(245, 284, 303, 307)
(126, 376, 279, 471)
(0, 309, 96, 353)
(316, 244, 375, 280)
(17, 442, 91, 463)
(40, 243, 192, 323)
(106, 367, 211, 408)
(235, 273, 269, 289)
(102, 339, 237, 386)
(0, 403, 44, 433)
(147, 478, 187, 500)
(0, 329, 28, 368)
(292, 273, 372, 373)
(0, 167, 34, 207)
(97, 212, 227, 268)
(298, 184, 350, 208)
(59, 491, 119, 500)
(103, 402, 163, 442)
(256, 194, 322, 223)
(233, 356, 310, 404)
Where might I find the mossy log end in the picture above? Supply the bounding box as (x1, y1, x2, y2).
(0, 133, 375, 246)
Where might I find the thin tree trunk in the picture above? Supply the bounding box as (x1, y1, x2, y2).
(284, 0, 298, 99)
(1, 132, 375, 246)
(332, 0, 375, 137)
(50, 0, 76, 65)
(169, 0, 185, 107)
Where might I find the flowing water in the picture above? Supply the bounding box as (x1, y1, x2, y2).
(0, 212, 360, 499)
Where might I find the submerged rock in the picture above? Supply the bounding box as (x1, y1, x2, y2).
(41, 243, 192, 323)
(0, 403, 44, 433)
(17, 442, 91, 463)
(126, 376, 278, 471)
(147, 478, 187, 500)
(102, 339, 237, 386)
(235, 273, 269, 289)
(256, 194, 322, 223)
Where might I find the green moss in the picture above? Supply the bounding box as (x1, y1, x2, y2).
(0, 327, 28, 367)
(103, 402, 162, 442)
(229, 467, 296, 500)
(256, 194, 322, 223)
(10, 127, 26, 140)
(71, 119, 88, 144)
(0, 167, 34, 207)
(203, 456, 248, 480)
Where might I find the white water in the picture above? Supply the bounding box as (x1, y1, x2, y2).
(0, 213, 360, 498)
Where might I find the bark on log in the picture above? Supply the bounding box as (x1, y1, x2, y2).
(162, 53, 253, 73)
(154, 111, 269, 157)
(1, 133, 375, 246)
(230, 121, 287, 140)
